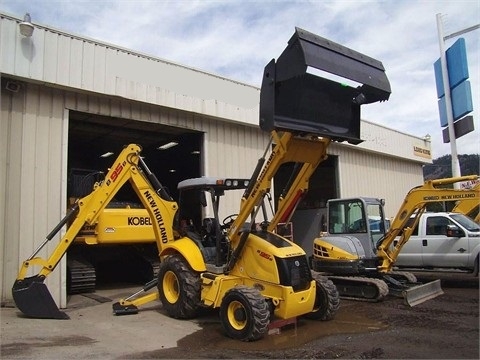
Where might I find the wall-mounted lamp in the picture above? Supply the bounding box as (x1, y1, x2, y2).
(423, 134, 431, 142)
(5, 81, 21, 92)
(19, 13, 34, 37)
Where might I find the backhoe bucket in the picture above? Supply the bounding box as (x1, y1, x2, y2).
(402, 279, 444, 307)
(12, 276, 69, 319)
(260, 27, 391, 143)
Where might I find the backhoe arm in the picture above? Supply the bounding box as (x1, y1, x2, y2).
(377, 175, 480, 273)
(17, 144, 146, 280)
(12, 144, 179, 319)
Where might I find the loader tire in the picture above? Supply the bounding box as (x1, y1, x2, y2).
(220, 285, 270, 341)
(305, 271, 340, 321)
(157, 254, 200, 319)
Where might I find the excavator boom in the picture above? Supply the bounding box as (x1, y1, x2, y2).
(377, 175, 480, 272)
(452, 181, 480, 223)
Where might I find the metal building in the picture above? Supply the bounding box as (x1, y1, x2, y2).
(0, 12, 432, 307)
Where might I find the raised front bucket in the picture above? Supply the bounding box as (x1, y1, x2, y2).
(259, 27, 391, 143)
(12, 276, 69, 319)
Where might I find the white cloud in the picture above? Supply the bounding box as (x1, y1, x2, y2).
(2, 0, 479, 158)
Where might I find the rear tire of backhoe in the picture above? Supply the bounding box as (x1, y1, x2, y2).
(305, 271, 340, 321)
(157, 254, 200, 319)
(220, 286, 270, 341)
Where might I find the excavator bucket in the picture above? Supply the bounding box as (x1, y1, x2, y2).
(260, 27, 391, 143)
(12, 275, 69, 319)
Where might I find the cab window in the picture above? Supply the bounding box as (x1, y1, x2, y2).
(426, 216, 454, 236)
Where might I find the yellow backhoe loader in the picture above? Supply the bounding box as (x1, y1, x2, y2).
(311, 175, 480, 306)
(13, 27, 391, 340)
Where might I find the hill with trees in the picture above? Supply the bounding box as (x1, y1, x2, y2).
(423, 154, 479, 180)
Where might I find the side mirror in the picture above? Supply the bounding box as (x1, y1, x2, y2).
(446, 225, 464, 238)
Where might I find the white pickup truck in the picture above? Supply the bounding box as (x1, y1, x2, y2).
(393, 212, 480, 276)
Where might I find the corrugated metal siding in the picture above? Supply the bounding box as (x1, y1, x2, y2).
(0, 13, 260, 126)
(329, 143, 425, 218)
(1, 84, 66, 306)
(357, 120, 432, 164)
(204, 120, 269, 217)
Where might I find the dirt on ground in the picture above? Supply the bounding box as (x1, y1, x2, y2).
(132, 271, 479, 359)
(1, 271, 478, 359)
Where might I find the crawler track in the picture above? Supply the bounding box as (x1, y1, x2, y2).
(327, 276, 389, 302)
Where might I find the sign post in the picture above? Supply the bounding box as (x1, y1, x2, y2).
(435, 14, 478, 188)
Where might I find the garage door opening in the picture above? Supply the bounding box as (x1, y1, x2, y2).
(66, 111, 203, 293)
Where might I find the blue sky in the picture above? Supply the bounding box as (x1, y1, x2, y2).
(2, 0, 479, 158)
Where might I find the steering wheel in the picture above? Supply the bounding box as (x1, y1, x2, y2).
(222, 214, 238, 228)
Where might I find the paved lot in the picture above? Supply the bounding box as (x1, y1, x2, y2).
(1, 271, 479, 359)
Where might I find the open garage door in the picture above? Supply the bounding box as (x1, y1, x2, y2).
(66, 111, 203, 292)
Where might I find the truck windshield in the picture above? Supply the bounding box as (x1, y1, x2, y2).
(450, 214, 480, 232)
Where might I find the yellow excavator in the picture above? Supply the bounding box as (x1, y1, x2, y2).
(452, 181, 480, 223)
(12, 27, 391, 340)
(68, 201, 157, 294)
(311, 175, 480, 306)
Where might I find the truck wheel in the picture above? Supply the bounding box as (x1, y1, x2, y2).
(220, 286, 270, 341)
(305, 271, 340, 321)
(157, 254, 200, 319)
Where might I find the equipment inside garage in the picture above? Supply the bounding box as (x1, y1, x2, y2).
(66, 110, 203, 293)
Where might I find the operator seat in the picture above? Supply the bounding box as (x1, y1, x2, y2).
(202, 218, 218, 247)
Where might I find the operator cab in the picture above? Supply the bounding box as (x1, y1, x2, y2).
(176, 177, 254, 268)
(327, 197, 388, 255)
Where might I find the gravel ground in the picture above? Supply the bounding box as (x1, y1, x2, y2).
(1, 271, 478, 359)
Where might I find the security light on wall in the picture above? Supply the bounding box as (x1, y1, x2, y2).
(158, 141, 178, 150)
(19, 13, 34, 37)
(100, 152, 114, 158)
